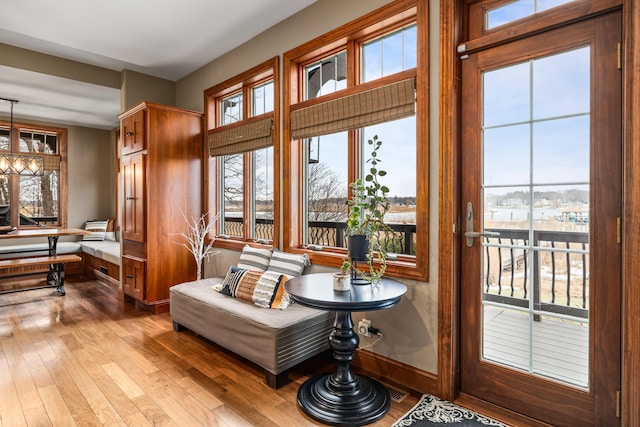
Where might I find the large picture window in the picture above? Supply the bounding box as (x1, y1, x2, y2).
(0, 123, 66, 228)
(205, 57, 279, 247)
(283, 0, 428, 280)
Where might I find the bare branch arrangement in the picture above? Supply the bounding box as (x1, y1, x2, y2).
(174, 210, 221, 280)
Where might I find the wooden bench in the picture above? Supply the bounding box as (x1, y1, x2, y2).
(0, 254, 82, 296)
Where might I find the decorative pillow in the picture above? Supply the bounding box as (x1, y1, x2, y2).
(269, 273, 292, 310)
(83, 220, 108, 241)
(218, 266, 288, 309)
(104, 218, 117, 241)
(266, 250, 310, 277)
(237, 245, 273, 272)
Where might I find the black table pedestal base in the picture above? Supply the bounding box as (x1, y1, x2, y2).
(298, 373, 390, 426)
(297, 310, 390, 426)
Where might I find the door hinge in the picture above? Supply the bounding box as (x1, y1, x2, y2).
(618, 43, 622, 70)
(616, 390, 621, 418)
(617, 217, 622, 244)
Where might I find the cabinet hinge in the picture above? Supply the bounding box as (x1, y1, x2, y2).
(617, 217, 622, 244)
(618, 43, 622, 70)
(616, 390, 621, 418)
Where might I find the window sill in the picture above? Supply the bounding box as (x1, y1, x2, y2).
(290, 246, 427, 282)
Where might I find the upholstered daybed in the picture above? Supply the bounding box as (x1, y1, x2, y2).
(170, 247, 335, 388)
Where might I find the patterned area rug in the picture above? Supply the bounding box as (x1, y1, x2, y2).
(392, 395, 508, 427)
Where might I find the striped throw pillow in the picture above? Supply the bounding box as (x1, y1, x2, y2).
(266, 250, 310, 277)
(83, 220, 108, 241)
(218, 266, 287, 309)
(237, 245, 273, 271)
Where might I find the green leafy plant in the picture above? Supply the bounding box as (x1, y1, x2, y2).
(346, 135, 391, 237)
(345, 135, 392, 283)
(340, 259, 352, 274)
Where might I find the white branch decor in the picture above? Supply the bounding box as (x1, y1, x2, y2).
(174, 210, 221, 280)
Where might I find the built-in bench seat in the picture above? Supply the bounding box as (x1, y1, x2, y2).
(79, 240, 120, 288)
(79, 241, 120, 266)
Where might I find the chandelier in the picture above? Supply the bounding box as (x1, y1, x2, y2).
(1, 98, 44, 176)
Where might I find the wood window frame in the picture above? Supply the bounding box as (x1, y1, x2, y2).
(0, 120, 67, 228)
(282, 0, 429, 281)
(204, 56, 280, 249)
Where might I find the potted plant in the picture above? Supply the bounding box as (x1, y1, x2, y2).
(345, 135, 391, 284)
(333, 259, 352, 291)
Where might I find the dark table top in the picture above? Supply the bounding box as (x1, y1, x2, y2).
(284, 273, 407, 312)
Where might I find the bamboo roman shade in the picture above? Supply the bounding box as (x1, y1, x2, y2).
(208, 117, 274, 157)
(290, 77, 415, 140)
(44, 156, 60, 171)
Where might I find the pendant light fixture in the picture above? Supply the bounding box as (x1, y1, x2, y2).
(1, 98, 44, 176)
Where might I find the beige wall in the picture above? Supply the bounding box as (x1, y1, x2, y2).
(0, 42, 120, 89)
(121, 69, 176, 112)
(179, 0, 440, 374)
(67, 125, 117, 226)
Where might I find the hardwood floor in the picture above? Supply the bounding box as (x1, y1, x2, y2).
(0, 277, 420, 426)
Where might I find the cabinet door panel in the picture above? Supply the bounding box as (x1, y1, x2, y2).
(123, 256, 145, 301)
(121, 110, 145, 155)
(122, 153, 145, 242)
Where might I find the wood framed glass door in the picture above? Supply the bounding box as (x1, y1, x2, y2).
(459, 11, 621, 426)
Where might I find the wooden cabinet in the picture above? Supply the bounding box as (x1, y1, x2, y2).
(119, 102, 203, 313)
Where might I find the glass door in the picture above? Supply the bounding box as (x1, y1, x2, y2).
(459, 12, 621, 426)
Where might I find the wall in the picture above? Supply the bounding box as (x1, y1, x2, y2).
(0, 42, 120, 89)
(67, 125, 116, 226)
(178, 0, 440, 374)
(121, 69, 176, 111)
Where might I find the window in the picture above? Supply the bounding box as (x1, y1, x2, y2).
(0, 123, 66, 227)
(283, 0, 428, 281)
(486, 0, 575, 30)
(205, 57, 279, 247)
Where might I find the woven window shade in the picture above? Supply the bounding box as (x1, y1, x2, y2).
(44, 156, 60, 171)
(291, 77, 415, 140)
(208, 117, 273, 157)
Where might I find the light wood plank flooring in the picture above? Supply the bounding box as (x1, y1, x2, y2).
(0, 277, 420, 426)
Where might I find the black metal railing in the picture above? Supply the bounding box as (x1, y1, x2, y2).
(482, 228, 589, 319)
(222, 217, 416, 255)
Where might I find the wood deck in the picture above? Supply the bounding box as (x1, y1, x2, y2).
(483, 305, 589, 388)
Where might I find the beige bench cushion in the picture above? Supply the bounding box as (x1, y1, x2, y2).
(170, 278, 334, 375)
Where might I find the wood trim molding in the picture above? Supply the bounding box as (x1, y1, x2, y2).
(461, 0, 622, 55)
(353, 349, 437, 395)
(622, 0, 640, 424)
(437, 0, 461, 402)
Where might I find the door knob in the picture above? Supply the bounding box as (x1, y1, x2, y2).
(464, 202, 499, 247)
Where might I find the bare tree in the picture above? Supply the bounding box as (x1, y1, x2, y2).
(307, 162, 347, 221)
(223, 154, 243, 209)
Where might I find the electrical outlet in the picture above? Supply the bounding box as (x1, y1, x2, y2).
(358, 319, 372, 337)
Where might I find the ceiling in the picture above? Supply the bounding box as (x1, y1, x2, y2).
(0, 0, 316, 130)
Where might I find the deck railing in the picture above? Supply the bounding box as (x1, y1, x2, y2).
(482, 228, 589, 319)
(223, 217, 416, 255)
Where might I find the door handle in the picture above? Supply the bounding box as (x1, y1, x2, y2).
(465, 201, 499, 247)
